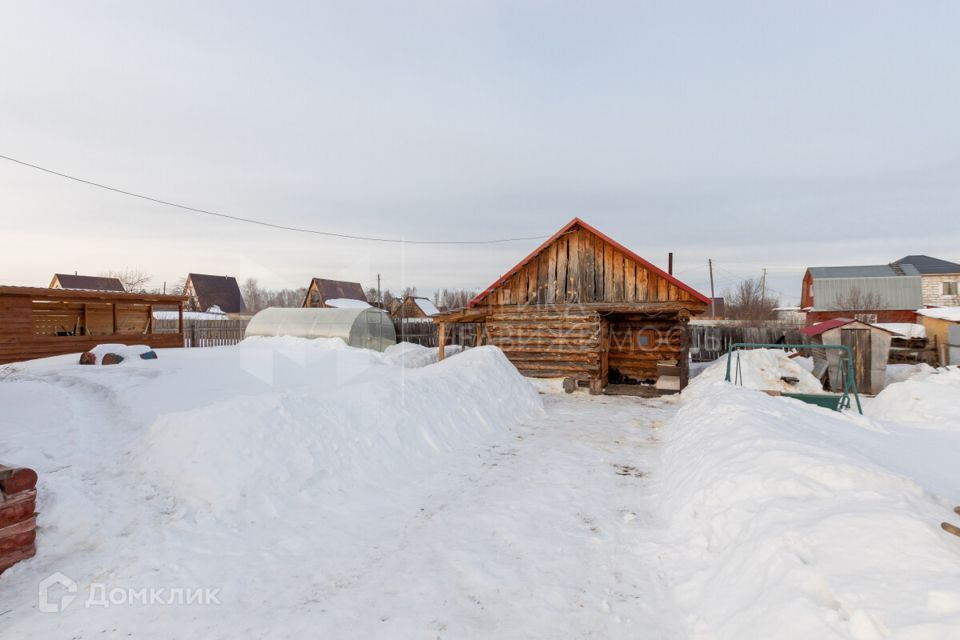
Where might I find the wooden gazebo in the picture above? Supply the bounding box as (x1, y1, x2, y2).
(0, 286, 187, 365)
(434, 218, 709, 393)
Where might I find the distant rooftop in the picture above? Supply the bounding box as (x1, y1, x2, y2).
(51, 273, 125, 292)
(894, 255, 960, 275)
(807, 264, 920, 279)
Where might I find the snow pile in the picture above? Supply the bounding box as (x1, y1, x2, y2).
(83, 343, 154, 363)
(886, 362, 936, 385)
(685, 349, 822, 398)
(382, 341, 463, 368)
(325, 297, 372, 309)
(867, 366, 960, 431)
(659, 384, 960, 639)
(138, 345, 541, 516)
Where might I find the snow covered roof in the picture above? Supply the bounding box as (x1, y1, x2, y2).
(325, 298, 372, 309)
(412, 297, 439, 316)
(800, 317, 896, 337)
(874, 323, 926, 338)
(916, 306, 960, 322)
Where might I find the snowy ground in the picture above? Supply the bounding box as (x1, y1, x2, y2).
(2, 342, 960, 639)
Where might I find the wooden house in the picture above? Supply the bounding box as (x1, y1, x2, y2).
(0, 286, 186, 365)
(302, 278, 368, 308)
(50, 273, 125, 292)
(800, 318, 894, 394)
(433, 218, 710, 393)
(184, 273, 246, 314)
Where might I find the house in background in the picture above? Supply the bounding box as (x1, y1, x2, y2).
(392, 295, 440, 319)
(916, 307, 960, 366)
(50, 273, 125, 292)
(184, 273, 246, 314)
(893, 255, 960, 307)
(302, 278, 368, 308)
(800, 264, 922, 324)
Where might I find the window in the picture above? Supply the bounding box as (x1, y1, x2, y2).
(854, 313, 877, 324)
(943, 281, 959, 296)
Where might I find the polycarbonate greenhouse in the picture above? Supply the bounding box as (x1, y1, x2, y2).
(244, 307, 396, 351)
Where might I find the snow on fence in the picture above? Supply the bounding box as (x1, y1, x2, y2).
(153, 318, 249, 348)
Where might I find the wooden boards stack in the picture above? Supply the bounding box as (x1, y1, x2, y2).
(0, 465, 38, 574)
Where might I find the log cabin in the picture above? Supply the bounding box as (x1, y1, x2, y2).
(0, 286, 186, 365)
(302, 278, 369, 308)
(433, 218, 710, 393)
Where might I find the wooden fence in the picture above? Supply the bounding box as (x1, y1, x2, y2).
(393, 319, 481, 348)
(688, 323, 806, 362)
(153, 318, 249, 348)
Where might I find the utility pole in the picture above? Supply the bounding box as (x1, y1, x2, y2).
(377, 274, 382, 308)
(708, 259, 715, 317)
(760, 268, 767, 303)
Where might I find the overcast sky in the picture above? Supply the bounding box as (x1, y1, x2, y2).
(2, 1, 959, 304)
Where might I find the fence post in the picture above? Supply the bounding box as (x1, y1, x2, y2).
(190, 323, 197, 348)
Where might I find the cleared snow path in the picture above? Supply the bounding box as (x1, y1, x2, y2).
(303, 391, 682, 638)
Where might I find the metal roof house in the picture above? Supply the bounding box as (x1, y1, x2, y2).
(50, 274, 125, 292)
(894, 255, 960, 307)
(800, 264, 922, 324)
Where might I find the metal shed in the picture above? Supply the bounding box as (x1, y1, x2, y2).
(244, 307, 396, 351)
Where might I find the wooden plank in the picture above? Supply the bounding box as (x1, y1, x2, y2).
(546, 241, 558, 303)
(612, 250, 625, 302)
(556, 235, 568, 303)
(567, 230, 580, 303)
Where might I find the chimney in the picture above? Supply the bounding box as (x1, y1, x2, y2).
(668, 253, 673, 275)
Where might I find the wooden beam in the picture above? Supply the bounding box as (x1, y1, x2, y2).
(438, 322, 446, 361)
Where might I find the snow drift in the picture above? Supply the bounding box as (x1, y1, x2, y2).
(137, 345, 541, 516)
(685, 349, 822, 399)
(867, 366, 960, 431)
(659, 382, 960, 639)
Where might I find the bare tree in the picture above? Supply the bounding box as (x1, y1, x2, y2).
(433, 288, 479, 310)
(100, 268, 151, 293)
(723, 278, 779, 322)
(828, 287, 883, 311)
(242, 278, 263, 313)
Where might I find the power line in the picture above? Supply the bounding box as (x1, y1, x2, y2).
(0, 153, 550, 245)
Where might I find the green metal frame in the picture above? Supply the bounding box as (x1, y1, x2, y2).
(723, 343, 863, 414)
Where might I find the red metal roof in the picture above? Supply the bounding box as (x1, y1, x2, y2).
(799, 317, 855, 336)
(468, 217, 711, 308)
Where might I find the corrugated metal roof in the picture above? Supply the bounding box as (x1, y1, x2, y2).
(810, 275, 922, 310)
(895, 255, 960, 275)
(807, 264, 919, 278)
(800, 318, 855, 336)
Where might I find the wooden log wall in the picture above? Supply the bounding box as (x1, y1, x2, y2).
(486, 309, 602, 380)
(476, 226, 700, 308)
(607, 314, 686, 383)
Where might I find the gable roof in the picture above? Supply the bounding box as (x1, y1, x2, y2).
(800, 317, 896, 337)
(309, 278, 368, 304)
(895, 255, 960, 275)
(469, 217, 710, 307)
(807, 264, 920, 279)
(52, 274, 125, 292)
(187, 273, 246, 313)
